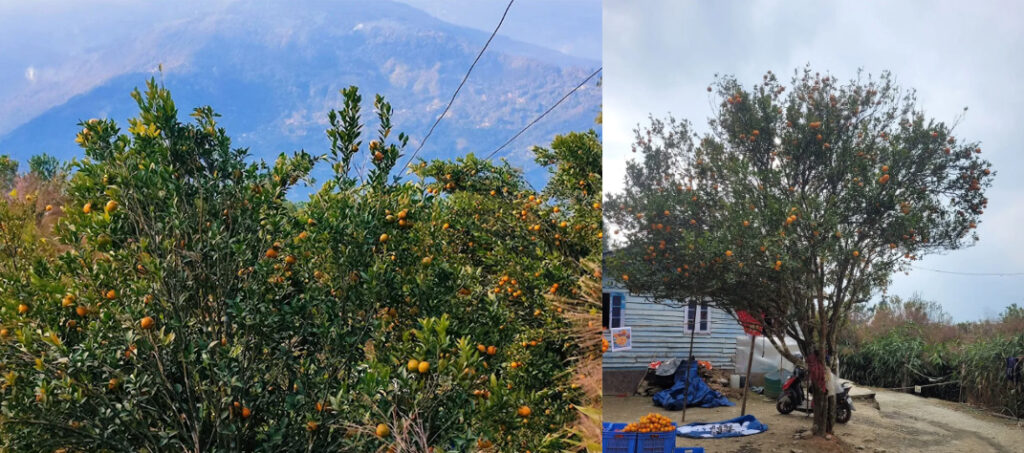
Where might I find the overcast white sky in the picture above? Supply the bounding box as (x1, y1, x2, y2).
(604, 0, 1024, 322)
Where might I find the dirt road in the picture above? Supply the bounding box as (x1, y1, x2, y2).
(603, 389, 1024, 452)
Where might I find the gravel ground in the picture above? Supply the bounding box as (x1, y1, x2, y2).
(603, 388, 1024, 452)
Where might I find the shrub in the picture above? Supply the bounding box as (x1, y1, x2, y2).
(0, 81, 599, 452)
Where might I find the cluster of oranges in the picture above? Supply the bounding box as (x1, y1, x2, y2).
(622, 413, 674, 433)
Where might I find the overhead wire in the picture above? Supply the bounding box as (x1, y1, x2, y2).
(484, 66, 602, 161)
(400, 0, 515, 173)
(910, 265, 1024, 277)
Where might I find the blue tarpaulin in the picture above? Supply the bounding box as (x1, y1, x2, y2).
(676, 414, 768, 438)
(652, 360, 734, 410)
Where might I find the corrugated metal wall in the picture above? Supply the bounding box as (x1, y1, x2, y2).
(603, 288, 747, 370)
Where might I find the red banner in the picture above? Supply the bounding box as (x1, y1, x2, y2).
(735, 310, 763, 336)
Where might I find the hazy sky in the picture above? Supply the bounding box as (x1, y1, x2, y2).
(397, 0, 601, 60)
(603, 0, 1024, 322)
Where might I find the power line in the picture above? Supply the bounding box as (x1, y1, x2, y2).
(401, 0, 514, 173)
(485, 66, 602, 161)
(910, 265, 1024, 277)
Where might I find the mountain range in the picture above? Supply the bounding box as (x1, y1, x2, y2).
(0, 0, 601, 189)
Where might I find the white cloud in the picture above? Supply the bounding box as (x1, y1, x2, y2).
(24, 66, 35, 82)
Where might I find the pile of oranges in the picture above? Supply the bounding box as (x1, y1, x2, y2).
(622, 413, 674, 433)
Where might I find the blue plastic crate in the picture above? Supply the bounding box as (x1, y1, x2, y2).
(675, 448, 704, 453)
(602, 422, 637, 453)
(636, 423, 676, 453)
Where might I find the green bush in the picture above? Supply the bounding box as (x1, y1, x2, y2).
(844, 324, 1024, 413)
(0, 81, 600, 452)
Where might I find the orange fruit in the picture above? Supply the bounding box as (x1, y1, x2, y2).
(108, 378, 118, 390)
(852, 251, 860, 257)
(306, 421, 318, 431)
(241, 407, 252, 418)
(17, 304, 28, 314)
(62, 294, 75, 307)
(265, 248, 278, 259)
(45, 204, 53, 212)
(76, 306, 88, 317)
(284, 255, 297, 265)
(298, 231, 309, 240)
(376, 423, 390, 437)
(105, 290, 117, 300)
(82, 203, 92, 214)
(104, 200, 118, 214)
(140, 316, 155, 330)
(517, 406, 532, 417)
(486, 346, 497, 356)
(477, 344, 487, 353)
(418, 361, 430, 374)
(809, 121, 822, 129)
(407, 359, 420, 372)
(0, 328, 8, 338)
(379, 233, 389, 243)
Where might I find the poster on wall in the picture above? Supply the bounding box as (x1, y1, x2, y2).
(610, 327, 632, 351)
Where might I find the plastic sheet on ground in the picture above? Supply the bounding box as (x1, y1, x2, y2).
(676, 414, 768, 438)
(652, 360, 734, 410)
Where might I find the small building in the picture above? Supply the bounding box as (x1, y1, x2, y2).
(603, 278, 747, 395)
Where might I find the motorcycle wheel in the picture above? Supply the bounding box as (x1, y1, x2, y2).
(776, 395, 795, 414)
(836, 404, 851, 423)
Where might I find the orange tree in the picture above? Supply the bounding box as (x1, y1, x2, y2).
(0, 80, 599, 452)
(605, 68, 992, 435)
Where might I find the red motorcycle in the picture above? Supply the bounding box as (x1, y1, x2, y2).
(775, 367, 853, 423)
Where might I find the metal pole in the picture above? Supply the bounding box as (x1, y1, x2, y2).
(741, 334, 756, 416)
(681, 319, 696, 423)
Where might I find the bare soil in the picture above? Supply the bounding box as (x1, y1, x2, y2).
(603, 388, 1024, 452)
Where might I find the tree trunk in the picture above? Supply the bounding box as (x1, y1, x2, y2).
(809, 352, 836, 436)
(826, 393, 836, 434)
(811, 382, 828, 436)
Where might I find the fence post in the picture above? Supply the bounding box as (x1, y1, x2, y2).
(741, 334, 756, 416)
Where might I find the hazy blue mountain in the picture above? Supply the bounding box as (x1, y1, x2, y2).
(0, 0, 600, 190)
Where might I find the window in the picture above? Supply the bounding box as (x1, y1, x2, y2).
(602, 292, 625, 328)
(685, 301, 711, 333)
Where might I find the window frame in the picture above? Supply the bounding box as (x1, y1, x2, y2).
(683, 300, 712, 334)
(603, 291, 627, 329)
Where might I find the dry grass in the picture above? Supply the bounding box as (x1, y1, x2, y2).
(548, 260, 603, 451)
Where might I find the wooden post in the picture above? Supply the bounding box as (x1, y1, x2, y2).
(740, 334, 756, 416)
(680, 320, 696, 423)
(959, 362, 965, 403)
